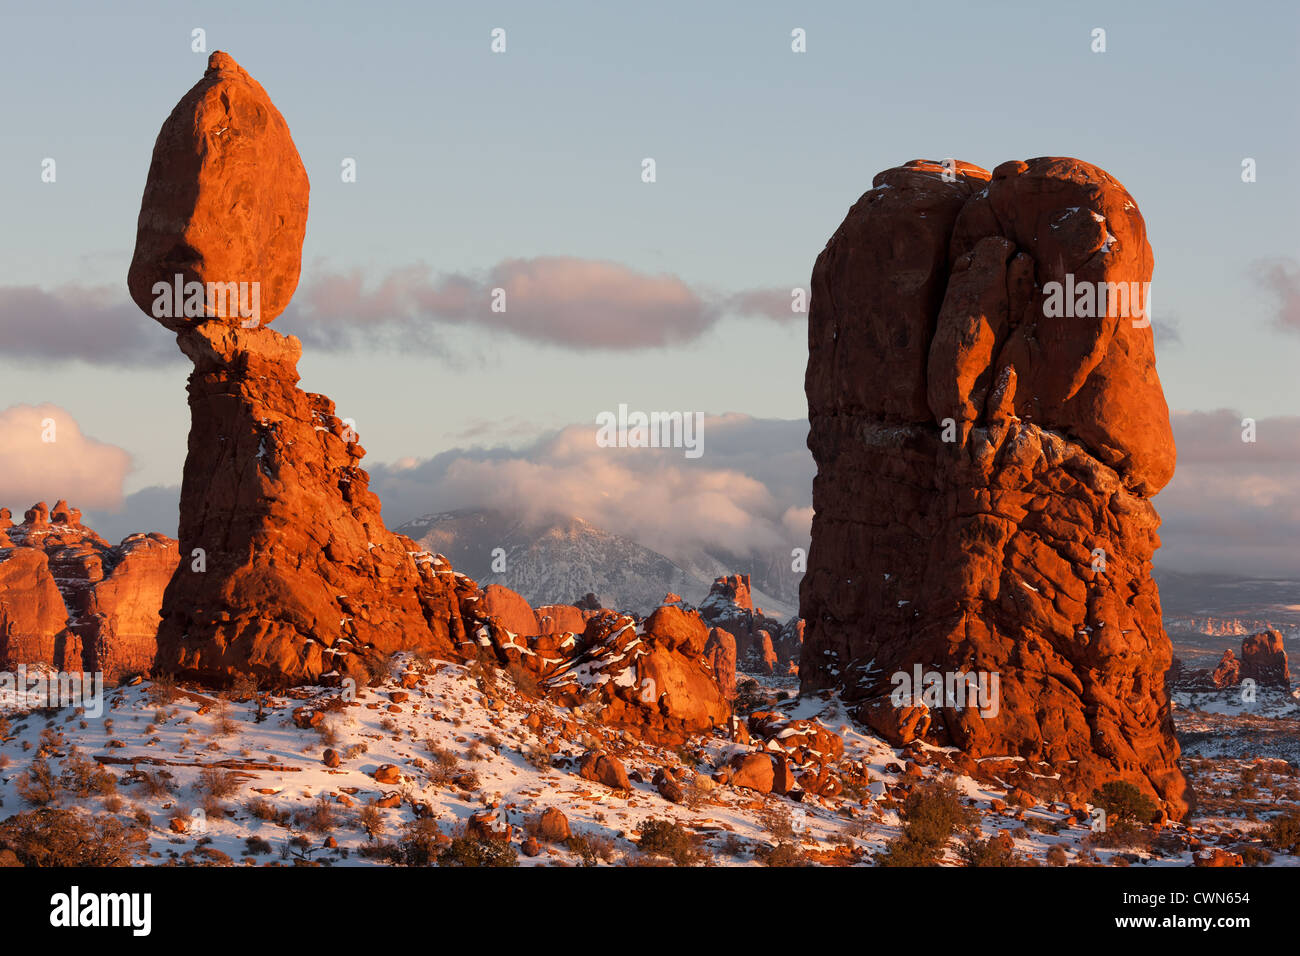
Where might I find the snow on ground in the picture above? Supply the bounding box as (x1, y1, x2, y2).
(0, 657, 1295, 866)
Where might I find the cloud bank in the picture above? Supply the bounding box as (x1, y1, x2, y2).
(0, 259, 802, 364)
(23, 409, 1299, 580)
(0, 403, 133, 512)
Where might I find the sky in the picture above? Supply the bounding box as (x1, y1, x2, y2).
(0, 0, 1297, 575)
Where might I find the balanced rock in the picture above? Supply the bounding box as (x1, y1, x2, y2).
(127, 52, 309, 331)
(800, 158, 1189, 818)
(129, 53, 479, 686)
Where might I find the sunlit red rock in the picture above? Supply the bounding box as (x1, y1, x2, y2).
(127, 51, 309, 331)
(800, 157, 1189, 819)
(0, 505, 178, 679)
(130, 53, 479, 687)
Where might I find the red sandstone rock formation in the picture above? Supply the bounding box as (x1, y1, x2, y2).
(698, 573, 800, 674)
(1210, 650, 1241, 689)
(703, 626, 737, 699)
(127, 52, 309, 330)
(0, 503, 178, 679)
(0, 547, 70, 671)
(469, 593, 731, 745)
(800, 157, 1189, 818)
(129, 53, 479, 687)
(1238, 630, 1290, 687)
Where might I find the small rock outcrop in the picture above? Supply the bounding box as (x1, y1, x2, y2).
(800, 158, 1189, 818)
(470, 587, 732, 744)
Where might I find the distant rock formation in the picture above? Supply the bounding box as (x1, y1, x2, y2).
(1191, 631, 1291, 690)
(697, 574, 801, 675)
(0, 501, 177, 679)
(1210, 649, 1241, 689)
(1240, 630, 1291, 687)
(128, 53, 479, 687)
(800, 158, 1189, 818)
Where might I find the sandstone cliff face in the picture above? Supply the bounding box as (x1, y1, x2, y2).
(0, 502, 178, 679)
(0, 547, 70, 671)
(800, 158, 1189, 818)
(129, 54, 480, 687)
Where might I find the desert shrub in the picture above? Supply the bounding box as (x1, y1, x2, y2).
(874, 781, 978, 867)
(61, 751, 117, 798)
(0, 808, 143, 866)
(719, 833, 746, 857)
(874, 834, 942, 866)
(1046, 844, 1069, 867)
(754, 842, 805, 867)
(523, 746, 551, 770)
(383, 818, 445, 866)
(245, 797, 273, 819)
(1090, 781, 1159, 826)
(566, 831, 619, 866)
(505, 665, 541, 698)
(147, 673, 179, 706)
(211, 700, 240, 737)
(637, 819, 701, 866)
(758, 804, 795, 841)
(1237, 844, 1273, 866)
(195, 767, 241, 800)
(426, 744, 460, 785)
(296, 796, 337, 834)
(1084, 823, 1152, 851)
(245, 797, 286, 824)
(902, 780, 977, 848)
(452, 770, 481, 792)
(16, 756, 62, 806)
(1266, 809, 1300, 853)
(358, 803, 386, 839)
(244, 835, 273, 855)
(958, 834, 1022, 867)
(438, 836, 518, 868)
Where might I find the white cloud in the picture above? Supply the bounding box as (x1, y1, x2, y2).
(0, 404, 133, 513)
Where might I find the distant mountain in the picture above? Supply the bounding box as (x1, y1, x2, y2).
(394, 508, 796, 619)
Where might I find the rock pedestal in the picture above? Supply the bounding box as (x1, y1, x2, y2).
(129, 53, 477, 686)
(799, 158, 1189, 818)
